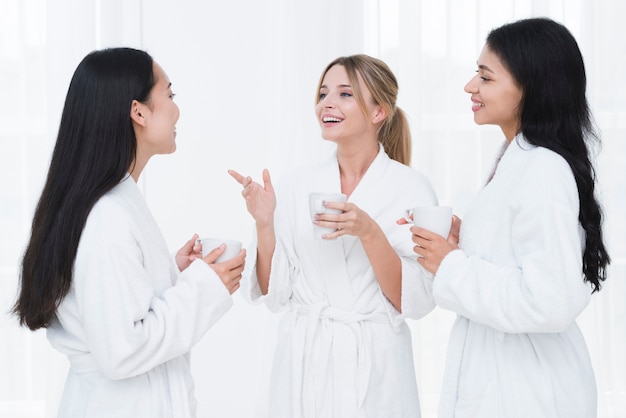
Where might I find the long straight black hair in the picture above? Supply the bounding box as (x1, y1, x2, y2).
(487, 18, 610, 292)
(13, 47, 155, 329)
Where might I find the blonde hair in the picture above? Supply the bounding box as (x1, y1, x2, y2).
(315, 54, 411, 166)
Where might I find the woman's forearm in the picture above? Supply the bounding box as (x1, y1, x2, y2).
(360, 224, 402, 312)
(255, 222, 276, 295)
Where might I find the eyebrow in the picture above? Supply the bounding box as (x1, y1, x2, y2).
(319, 84, 352, 89)
(478, 64, 494, 73)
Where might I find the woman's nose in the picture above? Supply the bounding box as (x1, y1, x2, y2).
(464, 77, 477, 94)
(322, 95, 335, 107)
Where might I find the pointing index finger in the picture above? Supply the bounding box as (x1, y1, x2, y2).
(228, 169, 245, 185)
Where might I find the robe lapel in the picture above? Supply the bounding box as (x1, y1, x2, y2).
(309, 155, 354, 309)
(307, 145, 391, 309)
(341, 145, 390, 256)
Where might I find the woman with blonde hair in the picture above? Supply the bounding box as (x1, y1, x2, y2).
(230, 54, 438, 417)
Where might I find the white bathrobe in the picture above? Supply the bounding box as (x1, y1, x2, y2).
(245, 145, 438, 418)
(47, 175, 233, 418)
(434, 135, 596, 418)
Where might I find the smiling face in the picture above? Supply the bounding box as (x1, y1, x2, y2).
(464, 45, 523, 141)
(315, 64, 384, 145)
(133, 62, 180, 158)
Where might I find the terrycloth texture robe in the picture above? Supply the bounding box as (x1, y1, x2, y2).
(244, 145, 438, 418)
(47, 175, 233, 418)
(434, 135, 596, 418)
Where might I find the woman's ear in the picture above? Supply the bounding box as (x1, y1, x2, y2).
(371, 106, 387, 124)
(130, 100, 146, 127)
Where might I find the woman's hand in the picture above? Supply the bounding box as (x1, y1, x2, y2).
(315, 201, 376, 240)
(316, 200, 402, 309)
(228, 168, 276, 295)
(202, 244, 246, 295)
(175, 233, 202, 271)
(395, 210, 413, 225)
(448, 214, 461, 246)
(411, 216, 460, 274)
(228, 168, 276, 227)
(397, 213, 462, 245)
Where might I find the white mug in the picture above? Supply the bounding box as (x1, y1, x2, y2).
(411, 206, 453, 238)
(197, 237, 242, 262)
(308, 192, 347, 239)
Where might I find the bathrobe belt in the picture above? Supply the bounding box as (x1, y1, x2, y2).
(68, 352, 193, 417)
(290, 302, 388, 417)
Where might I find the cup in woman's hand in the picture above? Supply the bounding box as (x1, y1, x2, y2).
(309, 192, 347, 239)
(411, 206, 453, 238)
(197, 237, 242, 262)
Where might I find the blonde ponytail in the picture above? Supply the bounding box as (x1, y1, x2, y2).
(379, 106, 411, 166)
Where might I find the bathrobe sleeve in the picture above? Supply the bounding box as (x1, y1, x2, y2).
(241, 227, 299, 312)
(433, 149, 591, 333)
(397, 254, 436, 321)
(73, 197, 233, 380)
(392, 167, 439, 324)
(241, 178, 299, 312)
(364, 159, 439, 324)
(391, 173, 438, 322)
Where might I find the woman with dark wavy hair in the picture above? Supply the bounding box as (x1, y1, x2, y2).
(408, 18, 610, 417)
(12, 47, 245, 417)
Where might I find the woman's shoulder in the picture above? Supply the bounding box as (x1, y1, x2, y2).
(511, 139, 577, 199)
(88, 177, 144, 223)
(516, 142, 573, 182)
(387, 157, 434, 185)
(514, 136, 571, 171)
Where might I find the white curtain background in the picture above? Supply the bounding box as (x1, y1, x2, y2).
(1, 1, 624, 417)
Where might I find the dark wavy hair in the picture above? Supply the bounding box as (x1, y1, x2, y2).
(487, 17, 610, 292)
(13, 47, 155, 329)
(316, 54, 412, 166)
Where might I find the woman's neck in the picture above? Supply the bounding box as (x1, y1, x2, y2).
(129, 154, 149, 182)
(337, 140, 379, 197)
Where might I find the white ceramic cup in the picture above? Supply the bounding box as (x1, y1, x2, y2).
(197, 237, 242, 262)
(411, 206, 453, 238)
(308, 192, 347, 239)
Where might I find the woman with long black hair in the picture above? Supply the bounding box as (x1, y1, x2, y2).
(12, 47, 245, 417)
(409, 18, 611, 417)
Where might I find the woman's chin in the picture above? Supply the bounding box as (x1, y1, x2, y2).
(320, 134, 338, 143)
